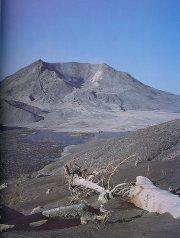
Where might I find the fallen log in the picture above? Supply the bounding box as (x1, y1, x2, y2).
(64, 165, 180, 218)
(42, 203, 107, 224)
(2, 164, 180, 232)
(64, 164, 130, 204)
(0, 203, 107, 232)
(129, 176, 180, 219)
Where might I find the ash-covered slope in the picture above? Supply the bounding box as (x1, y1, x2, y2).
(0, 60, 72, 107)
(0, 99, 46, 125)
(1, 120, 180, 238)
(1, 60, 180, 129)
(39, 119, 180, 177)
(1, 59, 180, 112)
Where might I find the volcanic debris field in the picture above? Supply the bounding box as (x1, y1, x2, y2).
(0, 120, 180, 238)
(0, 61, 180, 237)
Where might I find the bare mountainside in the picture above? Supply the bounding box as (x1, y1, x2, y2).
(1, 60, 180, 131)
(39, 119, 180, 177)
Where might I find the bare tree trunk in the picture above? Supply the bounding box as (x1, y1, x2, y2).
(72, 175, 106, 194)
(0, 203, 108, 232)
(65, 164, 180, 219)
(42, 203, 107, 223)
(129, 176, 180, 219)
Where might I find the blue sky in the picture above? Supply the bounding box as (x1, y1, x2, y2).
(1, 0, 180, 94)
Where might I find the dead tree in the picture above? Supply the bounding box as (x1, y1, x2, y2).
(0, 203, 108, 232)
(64, 162, 180, 219)
(129, 176, 180, 219)
(1, 159, 180, 232)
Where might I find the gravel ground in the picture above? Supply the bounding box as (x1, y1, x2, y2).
(1, 120, 180, 237)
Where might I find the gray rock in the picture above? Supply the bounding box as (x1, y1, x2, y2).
(1, 60, 180, 129)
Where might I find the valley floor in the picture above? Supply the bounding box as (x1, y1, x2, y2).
(20, 109, 180, 132)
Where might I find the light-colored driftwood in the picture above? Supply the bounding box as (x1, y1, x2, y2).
(64, 164, 180, 219)
(2, 161, 180, 232)
(64, 164, 130, 204)
(42, 203, 107, 224)
(0, 224, 15, 232)
(0, 203, 108, 232)
(129, 176, 180, 219)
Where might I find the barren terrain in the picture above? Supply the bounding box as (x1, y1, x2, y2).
(1, 61, 180, 237)
(1, 120, 180, 237)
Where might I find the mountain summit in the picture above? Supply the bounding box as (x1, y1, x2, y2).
(1, 60, 180, 130)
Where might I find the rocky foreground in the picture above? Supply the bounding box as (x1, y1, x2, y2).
(1, 119, 180, 237)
